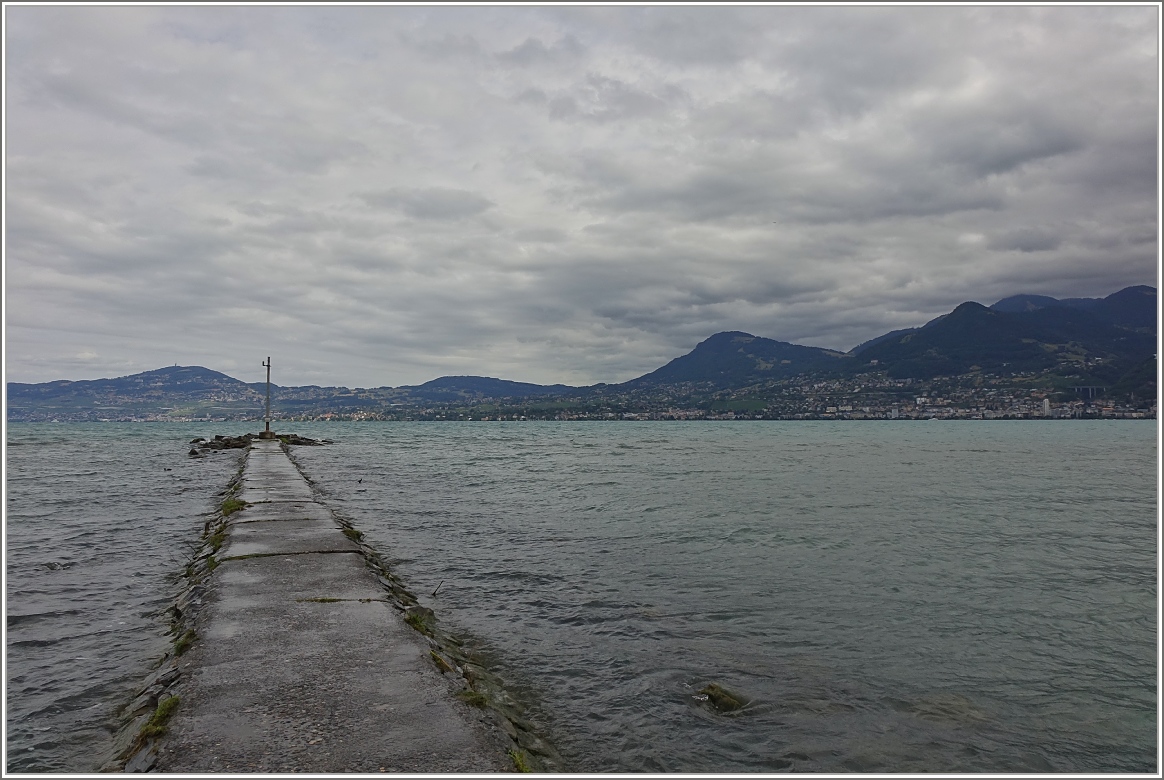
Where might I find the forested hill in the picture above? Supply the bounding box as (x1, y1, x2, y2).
(854, 300, 1155, 380)
(402, 376, 576, 400)
(617, 285, 1154, 389)
(620, 331, 844, 389)
(989, 284, 1156, 330)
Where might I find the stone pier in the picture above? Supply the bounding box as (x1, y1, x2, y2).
(152, 440, 510, 773)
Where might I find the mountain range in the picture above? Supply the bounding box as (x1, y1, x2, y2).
(6, 285, 1156, 421)
(608, 285, 1155, 390)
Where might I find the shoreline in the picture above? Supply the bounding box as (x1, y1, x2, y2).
(9, 416, 1156, 425)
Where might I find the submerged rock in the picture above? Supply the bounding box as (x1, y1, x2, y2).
(123, 743, 157, 773)
(910, 692, 989, 724)
(404, 605, 436, 628)
(698, 683, 747, 713)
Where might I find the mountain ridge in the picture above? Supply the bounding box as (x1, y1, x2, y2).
(7, 285, 1156, 420)
(989, 284, 1155, 330)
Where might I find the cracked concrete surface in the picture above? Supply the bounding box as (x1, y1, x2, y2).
(154, 440, 510, 773)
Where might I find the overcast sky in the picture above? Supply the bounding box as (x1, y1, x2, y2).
(5, 5, 1159, 387)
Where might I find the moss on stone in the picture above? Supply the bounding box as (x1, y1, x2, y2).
(221, 498, 248, 516)
(140, 696, 180, 738)
(508, 749, 532, 773)
(174, 629, 196, 656)
(429, 650, 454, 673)
(456, 690, 488, 708)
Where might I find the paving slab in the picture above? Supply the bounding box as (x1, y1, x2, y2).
(234, 501, 334, 524)
(221, 518, 360, 558)
(237, 480, 315, 504)
(155, 440, 509, 773)
(213, 552, 387, 605)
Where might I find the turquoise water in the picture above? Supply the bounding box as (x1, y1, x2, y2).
(5, 421, 1158, 771)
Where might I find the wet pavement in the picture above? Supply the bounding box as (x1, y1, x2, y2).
(153, 440, 510, 773)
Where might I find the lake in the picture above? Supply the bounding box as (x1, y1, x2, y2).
(5, 421, 1157, 772)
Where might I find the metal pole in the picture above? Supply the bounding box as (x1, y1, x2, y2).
(262, 357, 272, 435)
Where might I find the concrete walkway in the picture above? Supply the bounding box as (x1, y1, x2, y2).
(154, 440, 510, 773)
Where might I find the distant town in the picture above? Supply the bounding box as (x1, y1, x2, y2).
(20, 367, 1147, 424)
(279, 371, 1155, 423)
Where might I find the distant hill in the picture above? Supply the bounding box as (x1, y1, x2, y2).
(6, 365, 266, 421)
(1091, 285, 1157, 330)
(989, 294, 1064, 313)
(622, 331, 844, 389)
(856, 300, 1155, 380)
(7, 365, 254, 398)
(625, 293, 1154, 389)
(990, 285, 1156, 330)
(848, 327, 919, 355)
(1107, 355, 1158, 401)
(404, 375, 576, 400)
(4, 367, 576, 421)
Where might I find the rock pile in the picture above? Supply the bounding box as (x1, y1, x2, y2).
(188, 434, 255, 456)
(187, 433, 328, 456)
(276, 433, 327, 446)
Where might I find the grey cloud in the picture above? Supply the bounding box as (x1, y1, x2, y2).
(987, 228, 1063, 253)
(1049, 120, 1159, 199)
(691, 92, 814, 142)
(30, 71, 368, 180)
(583, 157, 1003, 225)
(515, 88, 548, 105)
(415, 32, 487, 60)
(545, 74, 683, 124)
(616, 7, 769, 65)
(4, 6, 1157, 386)
(258, 135, 371, 176)
(773, 9, 962, 119)
(917, 105, 1085, 179)
(497, 35, 584, 66)
(360, 188, 494, 220)
(187, 155, 257, 179)
(514, 227, 568, 243)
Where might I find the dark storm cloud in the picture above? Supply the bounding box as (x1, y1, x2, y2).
(4, 6, 1157, 386)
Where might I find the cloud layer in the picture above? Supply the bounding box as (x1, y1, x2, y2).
(5, 6, 1158, 386)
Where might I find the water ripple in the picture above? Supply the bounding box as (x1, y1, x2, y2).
(287, 421, 1156, 773)
(6, 421, 1156, 773)
(6, 423, 241, 772)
